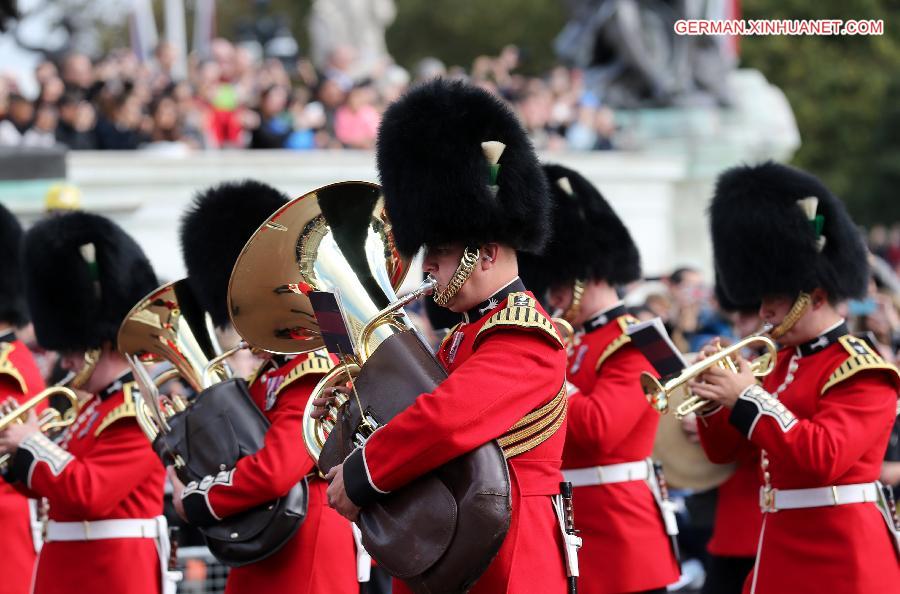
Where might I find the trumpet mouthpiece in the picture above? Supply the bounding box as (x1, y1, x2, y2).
(422, 275, 438, 295)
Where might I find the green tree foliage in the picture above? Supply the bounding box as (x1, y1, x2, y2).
(386, 0, 566, 74)
(214, 0, 564, 74)
(739, 0, 900, 224)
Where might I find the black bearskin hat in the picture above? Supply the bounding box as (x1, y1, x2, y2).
(180, 180, 289, 328)
(519, 164, 641, 298)
(0, 203, 28, 326)
(713, 273, 758, 314)
(376, 79, 550, 257)
(710, 161, 868, 305)
(23, 212, 158, 352)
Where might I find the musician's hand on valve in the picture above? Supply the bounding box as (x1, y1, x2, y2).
(688, 356, 755, 409)
(0, 410, 39, 455)
(325, 463, 360, 522)
(696, 338, 723, 361)
(311, 384, 350, 419)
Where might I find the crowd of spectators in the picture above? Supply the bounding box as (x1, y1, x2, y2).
(0, 40, 618, 154)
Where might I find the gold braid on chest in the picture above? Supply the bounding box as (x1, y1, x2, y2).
(497, 383, 568, 459)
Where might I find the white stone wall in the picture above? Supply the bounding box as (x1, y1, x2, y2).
(33, 150, 691, 283)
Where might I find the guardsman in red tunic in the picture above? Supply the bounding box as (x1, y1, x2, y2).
(690, 162, 900, 594)
(324, 79, 571, 593)
(696, 287, 763, 594)
(518, 164, 680, 594)
(171, 181, 359, 594)
(0, 203, 46, 594)
(0, 212, 168, 594)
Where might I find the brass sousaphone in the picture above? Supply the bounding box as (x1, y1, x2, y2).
(118, 279, 308, 567)
(228, 181, 512, 594)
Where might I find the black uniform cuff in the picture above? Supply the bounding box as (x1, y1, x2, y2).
(3, 448, 34, 486)
(182, 491, 219, 527)
(343, 447, 386, 508)
(729, 384, 797, 437)
(729, 397, 758, 438)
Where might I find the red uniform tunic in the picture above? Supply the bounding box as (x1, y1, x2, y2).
(701, 328, 900, 594)
(181, 352, 357, 594)
(5, 372, 165, 594)
(705, 465, 762, 559)
(342, 285, 570, 594)
(697, 411, 762, 594)
(0, 334, 45, 594)
(698, 410, 763, 559)
(564, 308, 680, 594)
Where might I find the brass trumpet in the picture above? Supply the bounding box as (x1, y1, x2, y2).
(0, 386, 81, 469)
(643, 335, 778, 419)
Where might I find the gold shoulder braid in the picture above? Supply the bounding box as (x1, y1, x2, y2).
(0, 342, 28, 394)
(474, 292, 564, 349)
(498, 383, 568, 458)
(94, 382, 139, 436)
(595, 315, 638, 371)
(274, 352, 335, 398)
(821, 335, 900, 394)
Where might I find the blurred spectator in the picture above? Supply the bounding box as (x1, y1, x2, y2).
(21, 104, 59, 148)
(37, 76, 65, 105)
(324, 45, 358, 92)
(250, 85, 293, 149)
(143, 95, 192, 154)
(414, 57, 446, 83)
(516, 82, 566, 150)
(55, 92, 97, 150)
(315, 77, 346, 145)
(377, 64, 410, 105)
(2, 42, 623, 153)
(0, 94, 33, 146)
(869, 225, 889, 261)
(61, 53, 95, 93)
(334, 81, 379, 149)
(666, 266, 734, 353)
(95, 92, 149, 150)
(35, 61, 59, 86)
(887, 225, 900, 271)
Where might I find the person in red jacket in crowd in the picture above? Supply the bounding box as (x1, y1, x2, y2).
(324, 79, 572, 593)
(0, 203, 46, 594)
(518, 164, 681, 594)
(0, 212, 168, 594)
(170, 180, 359, 594)
(690, 161, 900, 594)
(695, 286, 764, 594)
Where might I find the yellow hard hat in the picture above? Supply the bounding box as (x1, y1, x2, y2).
(45, 184, 82, 211)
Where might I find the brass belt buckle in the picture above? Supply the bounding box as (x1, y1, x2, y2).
(762, 487, 776, 512)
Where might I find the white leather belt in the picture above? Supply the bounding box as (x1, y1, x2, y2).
(46, 518, 161, 542)
(563, 459, 650, 487)
(760, 482, 880, 512)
